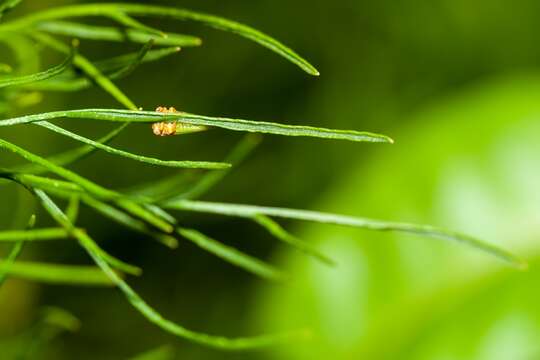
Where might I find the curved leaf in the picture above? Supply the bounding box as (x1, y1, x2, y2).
(35, 192, 309, 350)
(163, 199, 527, 269)
(0, 3, 319, 75)
(0, 48, 73, 88)
(0, 138, 174, 234)
(1, 140, 175, 237)
(36, 121, 231, 169)
(11, 123, 129, 174)
(253, 214, 335, 266)
(27, 47, 182, 92)
(0, 214, 33, 286)
(32, 188, 142, 276)
(31, 32, 138, 110)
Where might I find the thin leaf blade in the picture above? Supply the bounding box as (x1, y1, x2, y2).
(0, 260, 116, 286)
(36, 121, 231, 170)
(164, 200, 527, 269)
(0, 47, 73, 88)
(37, 20, 201, 46)
(0, 3, 319, 75)
(0, 109, 393, 144)
(177, 227, 287, 282)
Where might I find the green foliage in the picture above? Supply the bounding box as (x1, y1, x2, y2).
(177, 227, 288, 282)
(0, 260, 116, 286)
(164, 199, 526, 269)
(0, 3, 320, 75)
(38, 20, 201, 47)
(36, 121, 230, 169)
(0, 215, 33, 286)
(0, 108, 393, 143)
(0, 48, 73, 88)
(0, 1, 525, 354)
(0, 227, 69, 242)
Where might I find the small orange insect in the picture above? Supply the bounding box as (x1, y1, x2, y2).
(152, 106, 179, 136)
(152, 106, 207, 136)
(155, 106, 178, 113)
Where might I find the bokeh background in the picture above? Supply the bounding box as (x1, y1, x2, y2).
(1, 0, 540, 359)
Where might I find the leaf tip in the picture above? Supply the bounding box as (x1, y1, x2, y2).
(28, 214, 37, 228)
(301, 62, 320, 76)
(217, 162, 233, 169)
(163, 224, 175, 234)
(372, 134, 394, 144)
(163, 237, 179, 249)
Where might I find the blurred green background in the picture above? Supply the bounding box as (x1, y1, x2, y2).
(1, 0, 540, 359)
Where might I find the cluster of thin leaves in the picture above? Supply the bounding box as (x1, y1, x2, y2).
(0, 0, 526, 354)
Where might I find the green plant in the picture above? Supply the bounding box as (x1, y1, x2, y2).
(0, 1, 526, 353)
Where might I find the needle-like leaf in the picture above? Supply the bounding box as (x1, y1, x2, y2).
(12, 123, 129, 174)
(65, 194, 80, 223)
(32, 191, 308, 349)
(0, 260, 116, 286)
(95, 47, 181, 73)
(0, 138, 176, 233)
(0, 227, 69, 242)
(0, 3, 319, 75)
(37, 20, 201, 47)
(177, 227, 287, 282)
(32, 188, 143, 276)
(129, 134, 261, 202)
(108, 39, 154, 79)
(0, 109, 394, 143)
(253, 214, 335, 266)
(163, 200, 527, 269)
(31, 32, 139, 110)
(5, 172, 178, 249)
(173, 134, 262, 201)
(0, 47, 73, 88)
(78, 227, 308, 349)
(27, 46, 181, 92)
(81, 195, 179, 249)
(105, 11, 166, 38)
(36, 121, 231, 169)
(0, 214, 34, 286)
